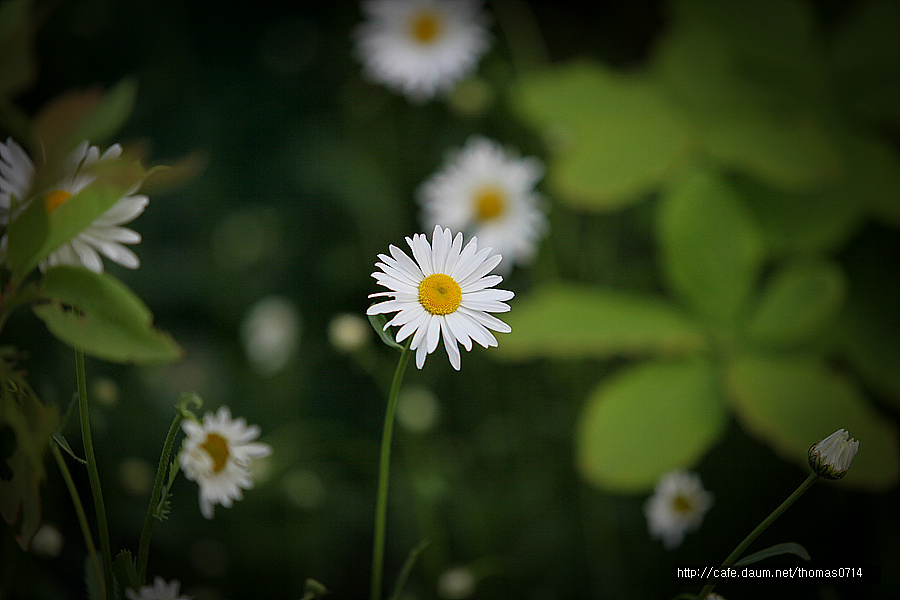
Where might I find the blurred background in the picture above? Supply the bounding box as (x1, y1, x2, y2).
(1, 1, 898, 599)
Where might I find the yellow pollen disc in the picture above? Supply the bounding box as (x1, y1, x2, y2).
(200, 432, 231, 474)
(672, 494, 693, 514)
(474, 186, 506, 221)
(418, 273, 462, 315)
(409, 11, 442, 44)
(45, 190, 73, 214)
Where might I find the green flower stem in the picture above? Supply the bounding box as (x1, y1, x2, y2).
(696, 472, 819, 599)
(136, 400, 192, 584)
(370, 341, 412, 600)
(76, 348, 114, 600)
(51, 443, 103, 594)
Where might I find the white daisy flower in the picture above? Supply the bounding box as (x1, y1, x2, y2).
(353, 0, 492, 103)
(180, 406, 272, 519)
(418, 136, 546, 273)
(808, 428, 859, 480)
(644, 470, 714, 550)
(0, 137, 148, 273)
(367, 224, 513, 370)
(125, 576, 192, 600)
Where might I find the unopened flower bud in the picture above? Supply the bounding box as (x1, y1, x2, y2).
(808, 429, 859, 480)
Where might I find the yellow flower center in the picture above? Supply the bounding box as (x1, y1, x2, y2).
(200, 432, 231, 474)
(672, 494, 693, 514)
(409, 10, 442, 44)
(474, 186, 506, 221)
(418, 273, 462, 315)
(45, 190, 73, 214)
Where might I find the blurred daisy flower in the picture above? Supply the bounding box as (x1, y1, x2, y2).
(644, 470, 714, 549)
(418, 136, 547, 273)
(0, 137, 148, 273)
(180, 406, 272, 519)
(367, 225, 513, 370)
(353, 0, 491, 103)
(125, 576, 192, 600)
(808, 428, 859, 480)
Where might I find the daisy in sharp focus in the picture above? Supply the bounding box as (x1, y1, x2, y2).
(418, 136, 547, 274)
(125, 576, 192, 600)
(644, 470, 714, 550)
(180, 406, 272, 519)
(367, 225, 513, 370)
(353, 0, 492, 103)
(0, 137, 148, 273)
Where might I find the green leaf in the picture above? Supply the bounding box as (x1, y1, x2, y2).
(652, 0, 840, 191)
(575, 357, 727, 493)
(33, 266, 183, 364)
(31, 78, 137, 175)
(745, 260, 846, 347)
(113, 550, 140, 596)
(0, 382, 59, 550)
(368, 313, 404, 351)
(510, 60, 692, 210)
(734, 542, 810, 567)
(6, 156, 152, 279)
(725, 353, 899, 490)
(657, 168, 765, 324)
(496, 284, 707, 360)
(737, 176, 866, 258)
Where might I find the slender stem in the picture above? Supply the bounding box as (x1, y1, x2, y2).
(76, 348, 114, 600)
(51, 443, 103, 593)
(136, 409, 188, 584)
(370, 341, 412, 600)
(696, 472, 819, 599)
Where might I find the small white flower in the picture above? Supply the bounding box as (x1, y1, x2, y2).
(644, 470, 714, 550)
(0, 137, 148, 273)
(353, 0, 491, 103)
(808, 428, 859, 480)
(180, 406, 272, 519)
(125, 576, 192, 600)
(418, 136, 546, 273)
(367, 225, 513, 370)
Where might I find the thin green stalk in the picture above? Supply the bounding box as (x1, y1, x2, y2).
(76, 348, 114, 600)
(136, 407, 189, 583)
(370, 341, 412, 600)
(696, 472, 819, 599)
(51, 443, 103, 594)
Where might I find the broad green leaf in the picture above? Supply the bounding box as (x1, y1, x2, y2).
(745, 260, 846, 347)
(652, 1, 840, 191)
(657, 168, 765, 324)
(113, 550, 140, 595)
(734, 542, 810, 567)
(33, 266, 182, 364)
(0, 384, 59, 550)
(6, 156, 151, 279)
(737, 177, 866, 257)
(0, 0, 37, 98)
(725, 353, 899, 490)
(576, 357, 727, 493)
(510, 60, 692, 210)
(30, 78, 137, 191)
(496, 284, 707, 360)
